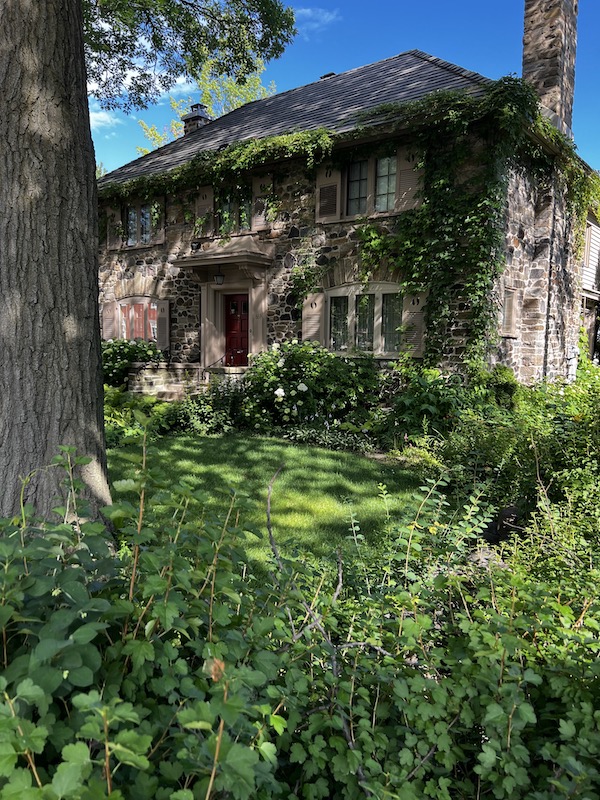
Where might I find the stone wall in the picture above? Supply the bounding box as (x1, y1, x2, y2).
(494, 168, 580, 383)
(99, 154, 581, 388)
(522, 0, 578, 134)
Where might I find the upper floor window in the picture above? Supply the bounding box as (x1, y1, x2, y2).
(375, 156, 397, 213)
(104, 199, 165, 250)
(315, 150, 421, 223)
(347, 160, 368, 216)
(127, 204, 151, 246)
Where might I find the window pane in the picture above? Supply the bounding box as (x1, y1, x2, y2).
(347, 160, 368, 215)
(126, 207, 138, 246)
(382, 293, 402, 352)
(330, 296, 349, 350)
(120, 305, 129, 338)
(132, 303, 145, 338)
(149, 302, 158, 340)
(375, 157, 397, 212)
(355, 295, 374, 351)
(139, 205, 151, 244)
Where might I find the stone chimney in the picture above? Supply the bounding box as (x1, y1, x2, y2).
(182, 103, 212, 135)
(522, 0, 578, 135)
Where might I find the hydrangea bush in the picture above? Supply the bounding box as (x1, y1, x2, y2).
(240, 340, 381, 431)
(102, 339, 162, 388)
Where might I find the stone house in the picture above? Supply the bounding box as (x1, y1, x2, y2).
(98, 0, 599, 394)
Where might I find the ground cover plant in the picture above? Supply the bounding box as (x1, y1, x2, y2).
(2, 437, 600, 798)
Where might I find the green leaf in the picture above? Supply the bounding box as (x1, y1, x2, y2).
(258, 741, 277, 765)
(483, 702, 506, 724)
(478, 743, 497, 770)
(67, 666, 95, 687)
(70, 622, 108, 645)
(0, 742, 18, 777)
(559, 718, 577, 739)
(268, 714, 286, 735)
(52, 761, 88, 799)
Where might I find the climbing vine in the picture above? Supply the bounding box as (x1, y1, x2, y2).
(99, 76, 600, 369)
(355, 78, 600, 366)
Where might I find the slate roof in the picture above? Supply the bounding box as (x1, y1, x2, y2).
(99, 49, 491, 187)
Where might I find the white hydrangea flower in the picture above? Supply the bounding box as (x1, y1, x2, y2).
(297, 382, 308, 392)
(274, 387, 285, 398)
(277, 358, 285, 367)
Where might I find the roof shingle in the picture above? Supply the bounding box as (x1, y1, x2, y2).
(99, 49, 491, 186)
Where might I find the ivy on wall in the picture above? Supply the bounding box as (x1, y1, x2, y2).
(354, 78, 600, 365)
(99, 76, 600, 368)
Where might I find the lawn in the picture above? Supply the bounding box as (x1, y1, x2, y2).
(108, 433, 422, 561)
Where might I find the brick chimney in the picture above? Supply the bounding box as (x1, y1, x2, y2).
(522, 0, 578, 135)
(182, 103, 212, 135)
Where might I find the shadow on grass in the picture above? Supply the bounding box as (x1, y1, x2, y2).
(108, 433, 423, 561)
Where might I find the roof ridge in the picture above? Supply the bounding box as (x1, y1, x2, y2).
(408, 50, 491, 86)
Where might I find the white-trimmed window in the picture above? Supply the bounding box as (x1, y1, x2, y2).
(102, 297, 170, 350)
(316, 150, 421, 223)
(216, 194, 251, 235)
(326, 284, 426, 356)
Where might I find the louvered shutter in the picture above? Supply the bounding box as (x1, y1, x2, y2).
(402, 293, 426, 357)
(315, 166, 341, 222)
(195, 186, 214, 236)
(150, 199, 166, 245)
(106, 206, 123, 250)
(501, 289, 517, 337)
(101, 301, 119, 340)
(397, 152, 422, 211)
(156, 301, 170, 351)
(302, 293, 324, 343)
(252, 175, 272, 230)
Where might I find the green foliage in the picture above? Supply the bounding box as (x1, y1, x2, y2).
(99, 129, 335, 205)
(3, 441, 600, 797)
(240, 340, 381, 432)
(356, 78, 598, 368)
(102, 339, 161, 388)
(83, 0, 295, 111)
(104, 387, 173, 447)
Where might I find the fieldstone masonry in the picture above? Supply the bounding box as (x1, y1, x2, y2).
(523, 0, 578, 134)
(98, 0, 585, 391)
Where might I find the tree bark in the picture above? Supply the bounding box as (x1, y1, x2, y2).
(0, 0, 111, 518)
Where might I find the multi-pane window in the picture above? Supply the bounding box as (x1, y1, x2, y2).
(382, 292, 403, 351)
(346, 160, 368, 216)
(355, 294, 375, 350)
(328, 285, 425, 356)
(375, 157, 397, 212)
(216, 196, 251, 234)
(119, 299, 158, 341)
(330, 296, 349, 350)
(126, 204, 151, 246)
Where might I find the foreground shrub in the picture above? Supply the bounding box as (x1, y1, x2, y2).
(102, 339, 161, 388)
(2, 443, 600, 798)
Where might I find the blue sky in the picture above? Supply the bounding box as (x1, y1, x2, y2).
(92, 0, 600, 173)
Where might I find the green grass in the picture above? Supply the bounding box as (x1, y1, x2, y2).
(108, 433, 423, 560)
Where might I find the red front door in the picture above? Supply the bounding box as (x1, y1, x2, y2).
(225, 294, 249, 366)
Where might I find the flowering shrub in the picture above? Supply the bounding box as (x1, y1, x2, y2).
(240, 340, 380, 431)
(102, 339, 161, 387)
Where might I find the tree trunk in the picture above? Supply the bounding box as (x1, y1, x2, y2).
(0, 0, 111, 518)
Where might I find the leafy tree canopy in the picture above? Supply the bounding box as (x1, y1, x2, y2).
(83, 0, 295, 110)
(137, 57, 276, 153)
